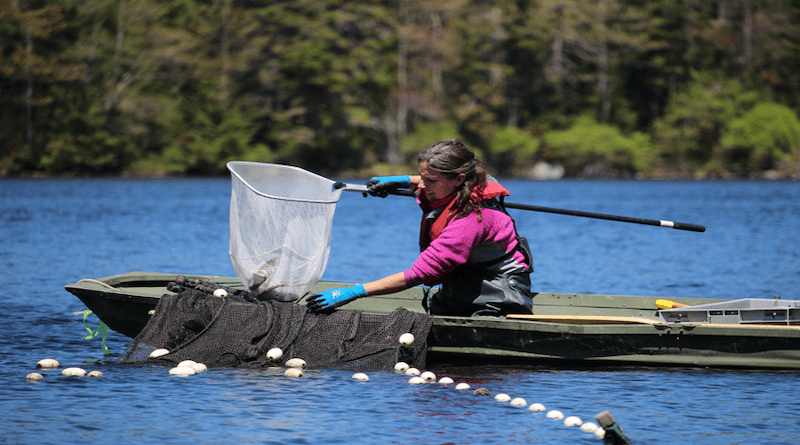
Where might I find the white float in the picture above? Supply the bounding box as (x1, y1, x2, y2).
(284, 368, 303, 378)
(177, 360, 197, 368)
(494, 393, 511, 402)
(285, 358, 307, 368)
(61, 367, 87, 377)
(149, 349, 170, 358)
(399, 333, 415, 345)
(169, 367, 195, 376)
(546, 410, 564, 420)
(36, 359, 59, 369)
(594, 428, 606, 439)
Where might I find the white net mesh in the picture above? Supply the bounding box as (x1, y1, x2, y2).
(227, 162, 343, 301)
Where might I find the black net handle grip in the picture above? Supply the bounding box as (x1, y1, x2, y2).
(501, 201, 706, 232)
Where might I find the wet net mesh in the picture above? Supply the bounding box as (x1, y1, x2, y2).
(227, 162, 342, 301)
(116, 288, 432, 371)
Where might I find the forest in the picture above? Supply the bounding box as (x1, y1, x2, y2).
(2, 0, 800, 179)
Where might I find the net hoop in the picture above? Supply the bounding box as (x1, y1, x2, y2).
(226, 162, 343, 301)
(227, 162, 342, 204)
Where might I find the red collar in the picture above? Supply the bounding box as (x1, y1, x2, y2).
(419, 182, 510, 249)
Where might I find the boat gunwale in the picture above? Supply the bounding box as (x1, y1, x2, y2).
(65, 271, 800, 337)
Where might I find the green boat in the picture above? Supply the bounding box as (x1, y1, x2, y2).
(66, 271, 800, 370)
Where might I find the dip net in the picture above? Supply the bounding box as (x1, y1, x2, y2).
(227, 161, 341, 301)
(116, 288, 432, 371)
(116, 163, 432, 371)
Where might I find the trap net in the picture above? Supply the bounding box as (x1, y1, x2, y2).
(116, 287, 432, 371)
(227, 162, 341, 301)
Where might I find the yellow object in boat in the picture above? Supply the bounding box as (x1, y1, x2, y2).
(656, 299, 690, 309)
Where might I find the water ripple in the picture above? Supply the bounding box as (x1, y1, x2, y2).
(2, 179, 799, 444)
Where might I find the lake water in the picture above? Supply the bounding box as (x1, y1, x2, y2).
(1, 177, 799, 444)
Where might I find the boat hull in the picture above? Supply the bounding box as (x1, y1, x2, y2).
(427, 316, 800, 369)
(66, 272, 800, 369)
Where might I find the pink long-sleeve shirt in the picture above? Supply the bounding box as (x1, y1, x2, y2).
(403, 207, 528, 287)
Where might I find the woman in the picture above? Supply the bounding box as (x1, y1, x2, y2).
(307, 139, 534, 317)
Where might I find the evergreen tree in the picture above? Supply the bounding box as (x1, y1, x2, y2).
(1, 0, 799, 178)
(0, 0, 73, 174)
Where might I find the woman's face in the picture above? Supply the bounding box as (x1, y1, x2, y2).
(418, 161, 465, 201)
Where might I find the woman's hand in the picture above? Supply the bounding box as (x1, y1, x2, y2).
(306, 284, 367, 313)
(365, 175, 411, 197)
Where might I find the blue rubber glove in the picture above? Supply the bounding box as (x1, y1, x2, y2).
(306, 284, 367, 313)
(366, 175, 411, 198)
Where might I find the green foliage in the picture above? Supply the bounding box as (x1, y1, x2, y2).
(402, 121, 467, 158)
(160, 104, 268, 175)
(40, 126, 136, 175)
(720, 103, 800, 173)
(545, 115, 652, 177)
(652, 72, 760, 174)
(486, 126, 540, 175)
(1, 0, 800, 178)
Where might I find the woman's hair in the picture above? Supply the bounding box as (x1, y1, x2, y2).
(418, 139, 488, 219)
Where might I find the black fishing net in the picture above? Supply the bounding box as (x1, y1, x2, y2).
(116, 288, 432, 371)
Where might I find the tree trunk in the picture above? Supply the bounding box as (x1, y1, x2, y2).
(740, 0, 753, 83)
(507, 94, 519, 128)
(550, 7, 565, 101)
(15, 0, 34, 150)
(430, 12, 444, 113)
(489, 7, 503, 84)
(598, 40, 610, 122)
(106, 0, 127, 113)
(85, 9, 101, 85)
(388, 0, 409, 165)
(220, 0, 232, 109)
(25, 20, 33, 150)
(597, 0, 611, 122)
